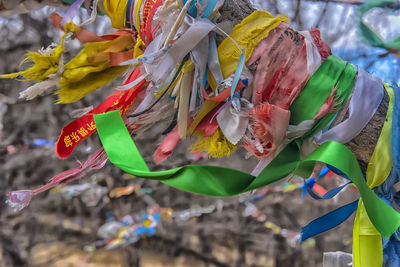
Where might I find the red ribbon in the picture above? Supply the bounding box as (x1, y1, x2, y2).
(141, 0, 165, 44)
(55, 67, 146, 158)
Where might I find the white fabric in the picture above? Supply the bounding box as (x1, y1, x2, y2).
(299, 31, 322, 76)
(143, 18, 215, 86)
(315, 68, 384, 145)
(189, 36, 209, 113)
(217, 106, 248, 145)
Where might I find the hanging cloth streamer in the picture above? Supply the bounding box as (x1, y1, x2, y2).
(315, 68, 384, 145)
(103, 0, 128, 29)
(55, 67, 146, 158)
(217, 10, 289, 79)
(301, 200, 359, 242)
(353, 83, 395, 267)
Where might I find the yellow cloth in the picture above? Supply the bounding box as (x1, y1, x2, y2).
(103, 0, 128, 29)
(217, 10, 289, 78)
(0, 22, 77, 81)
(353, 83, 394, 267)
(56, 36, 130, 103)
(190, 128, 237, 158)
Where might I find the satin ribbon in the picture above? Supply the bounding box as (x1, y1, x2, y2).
(55, 66, 145, 158)
(125, 0, 134, 28)
(353, 83, 395, 267)
(301, 166, 330, 198)
(315, 68, 384, 145)
(207, 32, 223, 86)
(301, 200, 359, 242)
(252, 55, 352, 176)
(182, 0, 219, 18)
(305, 180, 351, 200)
(216, 100, 250, 145)
(94, 108, 400, 240)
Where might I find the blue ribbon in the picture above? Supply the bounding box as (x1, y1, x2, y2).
(125, 0, 133, 28)
(183, 0, 198, 17)
(305, 180, 351, 200)
(202, 0, 218, 18)
(230, 51, 245, 100)
(183, 0, 219, 18)
(300, 200, 359, 242)
(300, 166, 330, 199)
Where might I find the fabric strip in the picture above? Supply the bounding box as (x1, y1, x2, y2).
(315, 68, 384, 145)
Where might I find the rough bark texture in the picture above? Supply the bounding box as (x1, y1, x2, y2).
(218, 0, 256, 25)
(345, 89, 389, 173)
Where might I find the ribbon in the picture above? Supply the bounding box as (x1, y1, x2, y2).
(55, 67, 145, 158)
(141, 0, 164, 43)
(94, 110, 400, 239)
(304, 180, 351, 200)
(353, 83, 395, 267)
(301, 200, 359, 242)
(142, 18, 215, 86)
(315, 68, 384, 145)
(103, 0, 128, 29)
(217, 10, 289, 79)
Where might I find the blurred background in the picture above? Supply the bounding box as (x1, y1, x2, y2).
(0, 0, 398, 266)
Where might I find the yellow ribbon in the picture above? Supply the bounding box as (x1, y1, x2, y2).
(353, 83, 394, 267)
(135, 0, 144, 33)
(103, 0, 128, 29)
(217, 10, 289, 78)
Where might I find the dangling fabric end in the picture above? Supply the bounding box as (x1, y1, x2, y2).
(6, 190, 34, 212)
(154, 125, 181, 164)
(19, 79, 58, 100)
(243, 103, 290, 158)
(190, 128, 237, 158)
(0, 21, 75, 82)
(6, 148, 108, 212)
(313, 86, 337, 120)
(54, 35, 132, 103)
(55, 65, 128, 103)
(300, 200, 359, 242)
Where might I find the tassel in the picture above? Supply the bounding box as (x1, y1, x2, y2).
(242, 103, 290, 158)
(55, 36, 130, 103)
(0, 22, 76, 81)
(190, 128, 238, 158)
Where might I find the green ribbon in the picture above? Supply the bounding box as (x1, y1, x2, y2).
(93, 55, 400, 238)
(359, 0, 400, 53)
(290, 56, 354, 140)
(94, 111, 400, 238)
